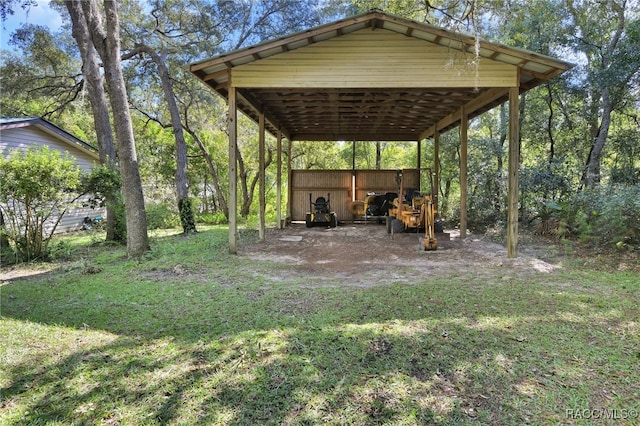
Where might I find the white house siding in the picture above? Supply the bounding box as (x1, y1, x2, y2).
(0, 121, 106, 234)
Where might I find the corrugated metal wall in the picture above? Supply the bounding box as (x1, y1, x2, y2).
(290, 169, 420, 221)
(233, 29, 517, 89)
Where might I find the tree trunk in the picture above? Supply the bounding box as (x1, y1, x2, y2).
(495, 103, 507, 211)
(65, 0, 123, 243)
(78, 0, 149, 257)
(545, 82, 556, 163)
(571, 0, 625, 189)
(238, 145, 272, 218)
(125, 43, 196, 233)
(584, 87, 613, 188)
(237, 145, 251, 218)
(184, 126, 229, 218)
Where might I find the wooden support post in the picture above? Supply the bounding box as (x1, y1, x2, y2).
(460, 106, 468, 239)
(276, 129, 282, 229)
(287, 139, 292, 220)
(352, 140, 356, 171)
(507, 87, 520, 258)
(417, 139, 422, 189)
(228, 86, 238, 254)
(258, 112, 266, 241)
(433, 131, 440, 213)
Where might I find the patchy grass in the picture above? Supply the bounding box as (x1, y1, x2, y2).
(1, 226, 639, 425)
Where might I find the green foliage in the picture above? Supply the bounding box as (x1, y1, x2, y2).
(80, 164, 127, 243)
(520, 160, 572, 212)
(145, 202, 180, 230)
(196, 211, 228, 225)
(536, 185, 640, 249)
(0, 146, 82, 261)
(109, 194, 128, 243)
(178, 197, 197, 233)
(81, 164, 122, 209)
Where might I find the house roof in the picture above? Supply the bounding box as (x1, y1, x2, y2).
(0, 116, 99, 159)
(190, 9, 573, 141)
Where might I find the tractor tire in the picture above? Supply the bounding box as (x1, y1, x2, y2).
(435, 220, 444, 233)
(305, 213, 313, 228)
(386, 216, 393, 234)
(391, 219, 404, 234)
(330, 214, 337, 228)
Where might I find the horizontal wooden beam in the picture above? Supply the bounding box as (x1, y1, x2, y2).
(289, 132, 421, 141)
(419, 87, 509, 139)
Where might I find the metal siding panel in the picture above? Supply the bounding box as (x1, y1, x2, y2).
(233, 29, 517, 88)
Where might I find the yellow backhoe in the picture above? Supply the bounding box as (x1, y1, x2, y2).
(386, 169, 438, 251)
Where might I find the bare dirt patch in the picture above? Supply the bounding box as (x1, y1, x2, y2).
(238, 223, 562, 287)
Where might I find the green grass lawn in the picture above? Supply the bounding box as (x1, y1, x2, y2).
(1, 226, 639, 425)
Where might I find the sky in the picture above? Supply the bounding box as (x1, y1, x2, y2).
(1, 1, 63, 51)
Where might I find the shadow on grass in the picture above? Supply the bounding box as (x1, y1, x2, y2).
(1, 228, 639, 424)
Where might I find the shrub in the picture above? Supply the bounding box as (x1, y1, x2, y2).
(197, 211, 228, 225)
(0, 147, 82, 261)
(145, 202, 180, 230)
(538, 185, 640, 249)
(82, 164, 126, 242)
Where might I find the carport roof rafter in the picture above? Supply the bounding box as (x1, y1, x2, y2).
(189, 9, 573, 142)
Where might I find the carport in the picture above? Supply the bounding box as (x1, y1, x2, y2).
(189, 9, 572, 257)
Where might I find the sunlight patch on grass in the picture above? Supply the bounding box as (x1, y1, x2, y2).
(471, 315, 518, 331)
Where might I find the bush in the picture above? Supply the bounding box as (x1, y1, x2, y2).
(197, 211, 228, 225)
(145, 202, 180, 230)
(0, 147, 82, 261)
(82, 164, 126, 243)
(539, 185, 640, 249)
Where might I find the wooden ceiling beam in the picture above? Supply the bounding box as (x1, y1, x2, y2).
(203, 69, 229, 82)
(420, 87, 509, 139)
(237, 89, 292, 140)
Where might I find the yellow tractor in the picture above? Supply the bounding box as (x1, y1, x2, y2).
(386, 169, 438, 251)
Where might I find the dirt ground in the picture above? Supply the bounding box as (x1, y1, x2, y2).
(239, 223, 565, 287)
